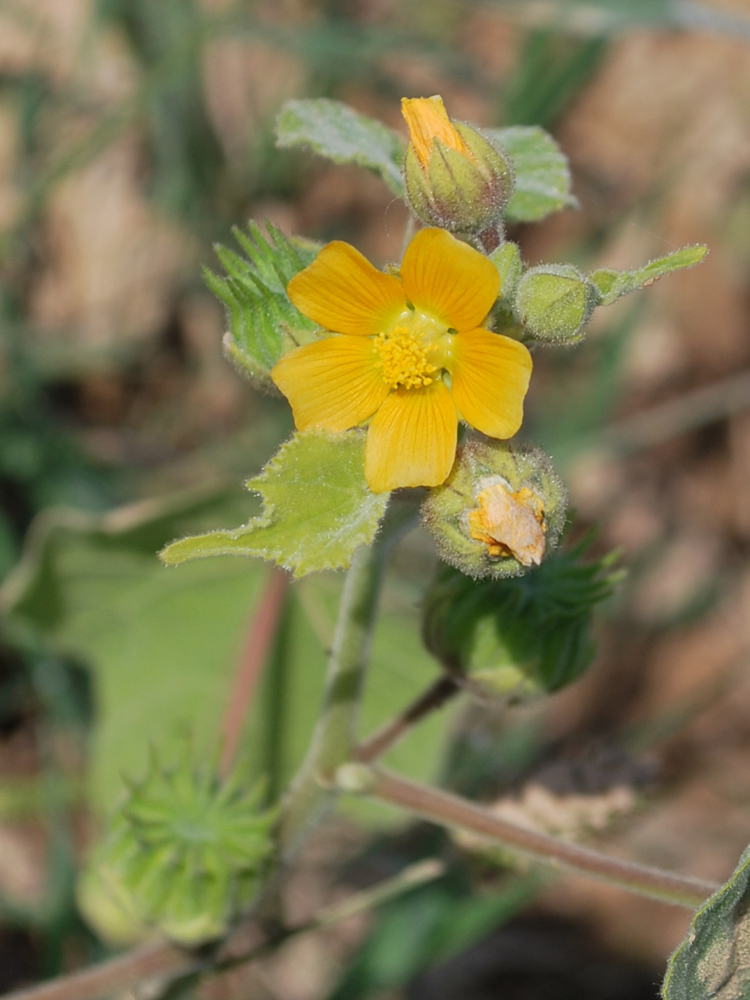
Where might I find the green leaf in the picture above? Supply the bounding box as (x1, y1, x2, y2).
(160, 430, 389, 578)
(1, 494, 450, 823)
(275, 98, 405, 196)
(329, 875, 537, 999)
(489, 126, 577, 223)
(0, 492, 268, 816)
(591, 245, 709, 305)
(663, 843, 750, 998)
(205, 221, 320, 391)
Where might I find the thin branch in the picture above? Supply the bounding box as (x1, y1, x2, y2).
(363, 767, 718, 909)
(355, 676, 459, 764)
(219, 567, 290, 778)
(1, 942, 194, 1000)
(1, 860, 445, 1000)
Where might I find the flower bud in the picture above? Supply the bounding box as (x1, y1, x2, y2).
(422, 545, 621, 704)
(402, 96, 514, 234)
(78, 755, 276, 946)
(421, 437, 567, 580)
(514, 264, 599, 345)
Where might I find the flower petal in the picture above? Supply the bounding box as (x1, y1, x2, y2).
(401, 96, 471, 169)
(272, 336, 389, 432)
(365, 380, 457, 492)
(287, 241, 406, 336)
(400, 228, 500, 332)
(450, 328, 532, 438)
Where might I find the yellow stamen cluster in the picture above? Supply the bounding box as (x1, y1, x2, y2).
(373, 324, 440, 390)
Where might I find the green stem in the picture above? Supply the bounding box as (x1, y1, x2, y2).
(360, 767, 716, 909)
(276, 542, 385, 858)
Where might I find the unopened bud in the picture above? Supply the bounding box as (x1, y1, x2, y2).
(78, 755, 276, 946)
(402, 96, 514, 234)
(514, 264, 599, 345)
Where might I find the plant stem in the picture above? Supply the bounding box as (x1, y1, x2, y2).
(363, 767, 718, 909)
(1, 859, 446, 1000)
(355, 676, 459, 763)
(276, 544, 386, 859)
(219, 567, 290, 779)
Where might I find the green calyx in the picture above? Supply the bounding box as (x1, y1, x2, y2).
(422, 437, 568, 581)
(422, 542, 622, 704)
(78, 755, 276, 946)
(515, 264, 599, 345)
(404, 124, 514, 234)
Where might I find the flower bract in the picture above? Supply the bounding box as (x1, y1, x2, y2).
(272, 228, 532, 493)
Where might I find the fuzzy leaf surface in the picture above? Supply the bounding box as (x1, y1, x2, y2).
(489, 126, 577, 223)
(591, 245, 708, 305)
(160, 430, 389, 578)
(205, 221, 319, 390)
(276, 98, 405, 196)
(663, 843, 750, 998)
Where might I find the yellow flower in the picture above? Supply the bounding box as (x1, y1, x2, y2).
(271, 228, 532, 493)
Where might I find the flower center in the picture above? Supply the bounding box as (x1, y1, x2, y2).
(373, 313, 450, 390)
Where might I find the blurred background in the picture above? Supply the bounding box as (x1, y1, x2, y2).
(0, 0, 749, 997)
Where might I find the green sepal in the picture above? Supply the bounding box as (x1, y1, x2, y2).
(590, 245, 708, 306)
(490, 241, 523, 314)
(423, 541, 622, 703)
(515, 263, 599, 345)
(160, 430, 389, 578)
(488, 126, 577, 223)
(663, 843, 750, 998)
(422, 438, 568, 581)
(404, 121, 514, 235)
(204, 221, 320, 393)
(77, 754, 276, 947)
(275, 98, 406, 196)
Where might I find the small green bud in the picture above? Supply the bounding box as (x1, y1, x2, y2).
(402, 96, 514, 234)
(422, 544, 622, 704)
(422, 437, 567, 580)
(77, 755, 276, 946)
(515, 264, 599, 344)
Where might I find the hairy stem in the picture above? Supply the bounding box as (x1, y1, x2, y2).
(355, 676, 459, 763)
(362, 767, 717, 909)
(276, 545, 385, 858)
(277, 504, 418, 858)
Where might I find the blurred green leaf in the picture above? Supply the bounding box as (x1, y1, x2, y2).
(490, 126, 577, 223)
(275, 98, 406, 196)
(160, 431, 389, 578)
(663, 843, 750, 998)
(502, 31, 607, 128)
(1, 492, 446, 819)
(590, 245, 709, 305)
(328, 875, 536, 1000)
(205, 221, 320, 391)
